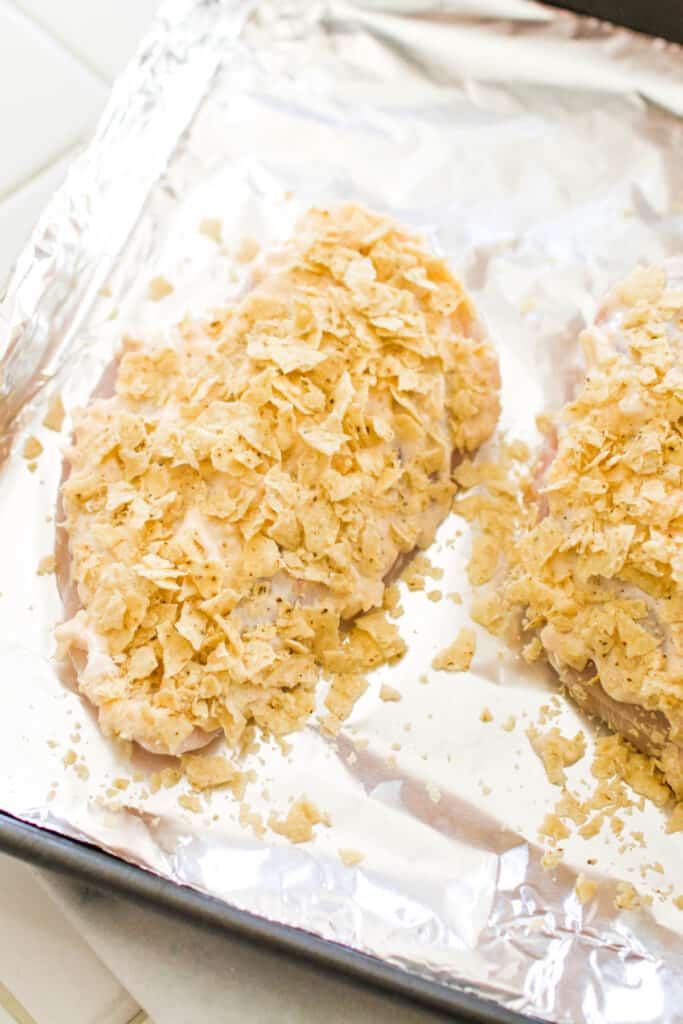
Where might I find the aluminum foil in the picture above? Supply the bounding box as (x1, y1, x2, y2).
(1, 2, 683, 1021)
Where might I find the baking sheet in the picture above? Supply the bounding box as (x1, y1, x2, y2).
(1, 2, 683, 1022)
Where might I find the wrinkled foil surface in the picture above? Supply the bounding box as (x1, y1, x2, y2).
(1, 2, 683, 1021)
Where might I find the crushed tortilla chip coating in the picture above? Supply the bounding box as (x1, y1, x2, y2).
(503, 266, 683, 794)
(57, 204, 499, 754)
(269, 798, 330, 843)
(432, 627, 476, 672)
(666, 802, 683, 833)
(467, 534, 500, 586)
(592, 734, 669, 807)
(324, 673, 368, 727)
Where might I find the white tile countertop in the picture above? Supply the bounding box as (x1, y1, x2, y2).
(0, 7, 158, 1022)
(0, 5, 445, 1022)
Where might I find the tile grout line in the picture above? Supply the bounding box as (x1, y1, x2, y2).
(0, 980, 38, 1024)
(0, 4, 145, 1022)
(2, 0, 112, 89)
(0, 140, 80, 209)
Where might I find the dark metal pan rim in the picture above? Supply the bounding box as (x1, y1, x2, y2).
(0, 811, 537, 1024)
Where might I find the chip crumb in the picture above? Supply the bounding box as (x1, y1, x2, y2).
(579, 814, 604, 839)
(199, 217, 222, 243)
(181, 754, 238, 791)
(427, 589, 442, 603)
(37, 554, 56, 576)
(147, 275, 173, 300)
(610, 815, 625, 836)
(269, 798, 330, 843)
(575, 873, 598, 904)
(150, 767, 182, 794)
(178, 793, 202, 814)
(432, 627, 476, 673)
(379, 684, 401, 703)
(480, 707, 493, 723)
(236, 236, 260, 263)
(63, 749, 77, 767)
(75, 763, 90, 781)
(42, 394, 66, 432)
(401, 554, 442, 592)
(527, 726, 586, 786)
(539, 813, 570, 841)
(614, 881, 640, 911)
(426, 782, 441, 803)
(537, 702, 561, 726)
(239, 801, 266, 837)
(339, 848, 364, 866)
(502, 715, 516, 732)
(675, 896, 683, 910)
(541, 848, 564, 870)
(448, 592, 462, 604)
(23, 436, 43, 460)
